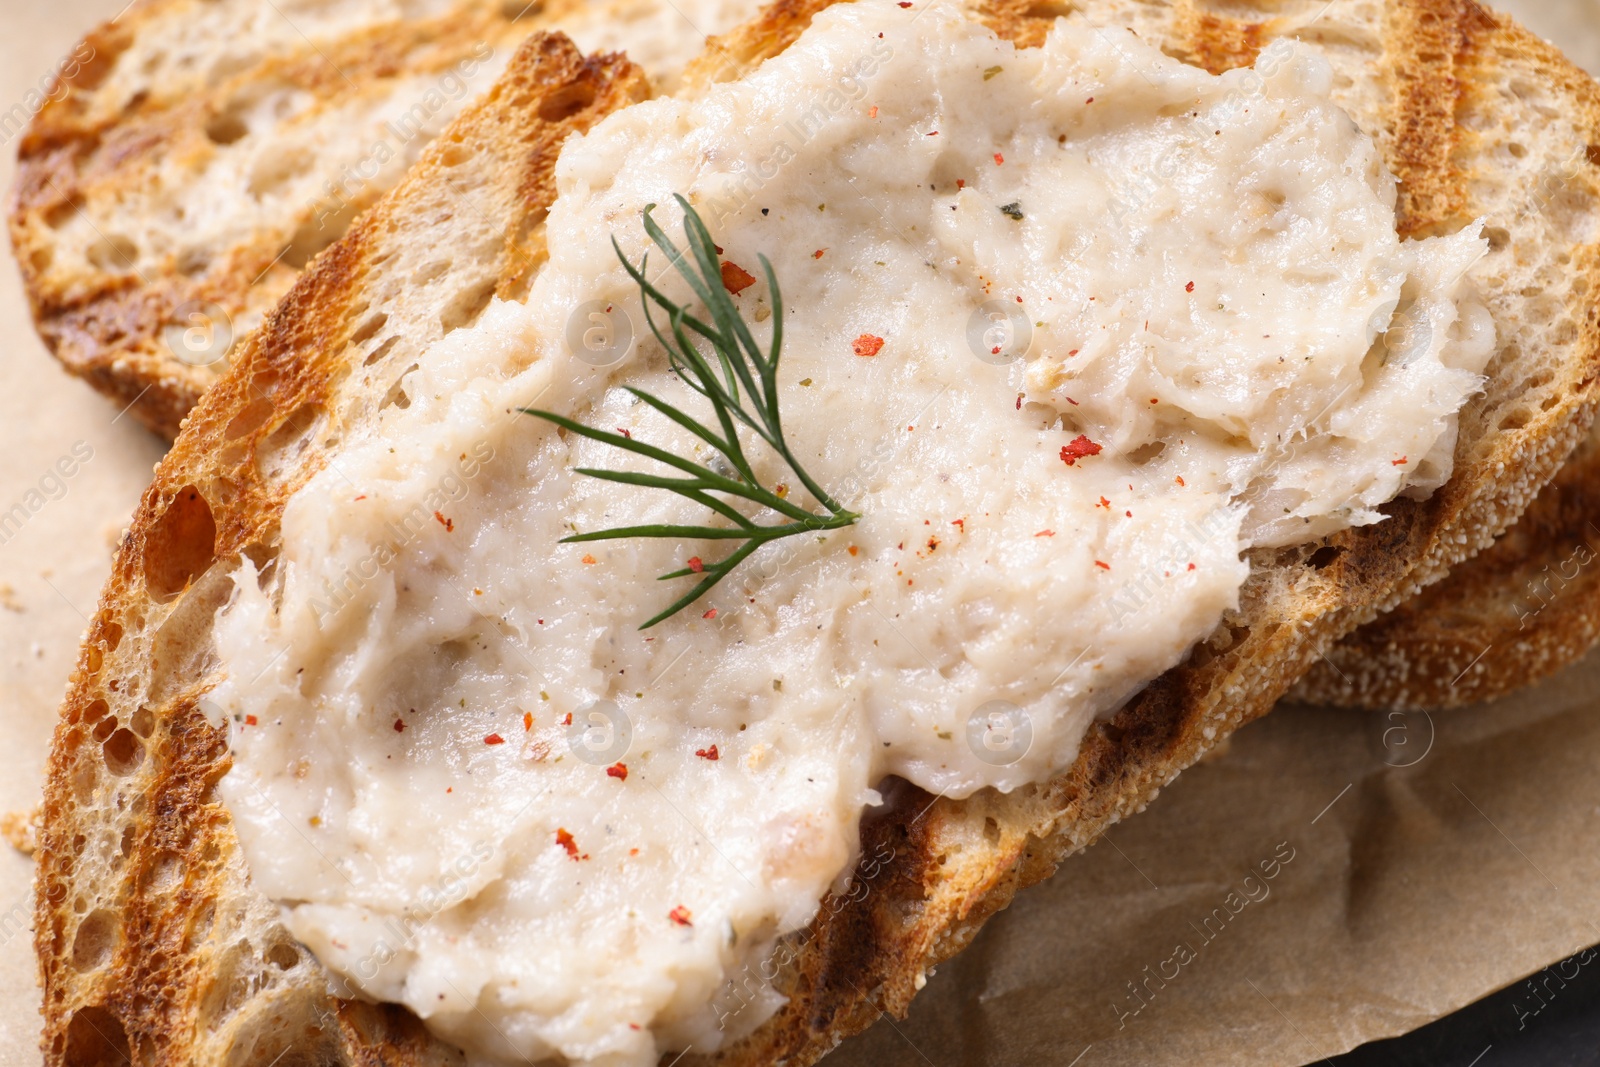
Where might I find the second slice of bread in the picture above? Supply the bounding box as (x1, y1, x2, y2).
(32, 1, 1600, 1065)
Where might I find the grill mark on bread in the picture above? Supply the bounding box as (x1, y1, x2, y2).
(32, 2, 1600, 1065)
(1383, 0, 1492, 237)
(1177, 2, 1266, 75)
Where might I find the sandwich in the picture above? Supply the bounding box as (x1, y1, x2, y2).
(32, 1, 1600, 1065)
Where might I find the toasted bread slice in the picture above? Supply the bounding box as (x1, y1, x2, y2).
(7, 0, 752, 439)
(34, 4, 1600, 1067)
(1298, 420, 1600, 709)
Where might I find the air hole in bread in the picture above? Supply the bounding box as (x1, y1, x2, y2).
(350, 312, 389, 346)
(440, 278, 497, 332)
(102, 622, 123, 653)
(204, 110, 250, 146)
(143, 486, 218, 602)
(43, 201, 76, 230)
(248, 148, 311, 199)
(63, 1004, 130, 1065)
(1307, 545, 1344, 570)
(1499, 408, 1532, 432)
(225, 395, 276, 442)
(256, 404, 325, 485)
(265, 942, 299, 970)
(538, 81, 598, 123)
(198, 939, 258, 1029)
(70, 758, 97, 803)
(130, 708, 155, 738)
(363, 334, 401, 368)
(176, 248, 211, 277)
(382, 365, 421, 411)
(70, 910, 119, 972)
(102, 729, 142, 777)
(143, 852, 183, 893)
(1484, 226, 1511, 253)
(91, 716, 118, 744)
(87, 234, 139, 273)
(84, 698, 109, 725)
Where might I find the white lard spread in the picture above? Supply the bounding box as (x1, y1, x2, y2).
(207, 3, 1494, 1063)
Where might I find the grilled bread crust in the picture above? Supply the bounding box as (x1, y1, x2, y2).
(34, 3, 1600, 1067)
(7, 0, 607, 439)
(1296, 420, 1600, 709)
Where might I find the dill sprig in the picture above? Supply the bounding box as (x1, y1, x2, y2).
(523, 195, 858, 629)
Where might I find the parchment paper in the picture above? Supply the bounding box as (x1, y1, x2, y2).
(1, 1, 1597, 1064)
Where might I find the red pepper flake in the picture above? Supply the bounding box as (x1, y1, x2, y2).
(669, 905, 694, 925)
(1188, 563, 1197, 571)
(813, 248, 827, 259)
(394, 718, 406, 733)
(1066, 397, 1080, 407)
(951, 518, 965, 530)
(581, 554, 597, 565)
(1125, 510, 1133, 518)
(1175, 476, 1186, 486)
(720, 260, 757, 294)
(1185, 281, 1195, 293)
(354, 495, 367, 501)
(687, 556, 706, 573)
(562, 712, 573, 726)
(993, 152, 1005, 165)
(617, 427, 632, 439)
(484, 733, 506, 745)
(606, 762, 628, 781)
(1393, 456, 1409, 466)
(1016, 393, 1024, 410)
(1095, 560, 1112, 571)
(434, 511, 454, 532)
(629, 1024, 642, 1031)
(1060, 435, 1103, 466)
(1097, 496, 1111, 509)
(629, 847, 640, 856)
(523, 711, 534, 731)
(555, 828, 582, 860)
(703, 608, 719, 620)
(956, 179, 966, 189)
(1086, 96, 1095, 104)
(869, 104, 879, 118)
(848, 545, 860, 556)
(1035, 529, 1056, 538)
(1149, 398, 1159, 405)
(1068, 349, 1080, 357)
(696, 745, 720, 761)
(926, 536, 940, 551)
(853, 334, 886, 358)
(244, 715, 258, 727)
